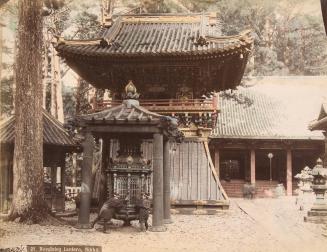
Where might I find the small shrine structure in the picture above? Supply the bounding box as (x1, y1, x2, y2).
(76, 83, 182, 231)
(0, 110, 78, 213)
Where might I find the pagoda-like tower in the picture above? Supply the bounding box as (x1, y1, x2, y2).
(57, 12, 253, 211)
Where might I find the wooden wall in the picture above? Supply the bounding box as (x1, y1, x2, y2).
(109, 138, 228, 203)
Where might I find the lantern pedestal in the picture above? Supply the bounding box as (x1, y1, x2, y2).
(294, 166, 314, 211)
(304, 159, 327, 224)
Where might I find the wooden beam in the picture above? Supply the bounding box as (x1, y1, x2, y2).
(203, 142, 228, 200)
(84, 125, 160, 134)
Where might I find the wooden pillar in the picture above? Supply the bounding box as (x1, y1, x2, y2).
(77, 131, 94, 229)
(244, 150, 250, 182)
(99, 138, 109, 209)
(250, 149, 256, 185)
(163, 139, 172, 224)
(51, 166, 57, 212)
(214, 147, 220, 179)
(286, 149, 293, 196)
(61, 156, 66, 212)
(0, 158, 4, 212)
(72, 153, 77, 187)
(0, 152, 9, 213)
(150, 133, 166, 232)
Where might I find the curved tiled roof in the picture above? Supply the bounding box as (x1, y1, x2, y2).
(56, 14, 252, 58)
(0, 110, 77, 147)
(55, 13, 252, 92)
(211, 77, 326, 140)
(80, 98, 183, 141)
(80, 99, 164, 122)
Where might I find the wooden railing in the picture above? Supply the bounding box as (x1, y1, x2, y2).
(93, 97, 219, 114)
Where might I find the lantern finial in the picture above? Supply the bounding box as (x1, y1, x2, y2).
(123, 80, 139, 100)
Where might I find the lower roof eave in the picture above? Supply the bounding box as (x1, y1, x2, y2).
(58, 46, 251, 62)
(208, 135, 325, 141)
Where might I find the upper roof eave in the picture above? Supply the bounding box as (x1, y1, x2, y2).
(55, 11, 252, 59)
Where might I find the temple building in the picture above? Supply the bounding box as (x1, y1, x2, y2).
(210, 76, 326, 197)
(56, 12, 253, 215)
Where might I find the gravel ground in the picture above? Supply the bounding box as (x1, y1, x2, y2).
(0, 197, 326, 252)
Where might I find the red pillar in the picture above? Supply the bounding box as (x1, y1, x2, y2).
(250, 149, 256, 185)
(286, 149, 293, 196)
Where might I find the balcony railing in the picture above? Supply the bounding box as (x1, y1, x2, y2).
(93, 97, 219, 114)
(90, 96, 219, 129)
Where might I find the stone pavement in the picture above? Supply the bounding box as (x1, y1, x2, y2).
(0, 197, 326, 252)
(234, 197, 326, 252)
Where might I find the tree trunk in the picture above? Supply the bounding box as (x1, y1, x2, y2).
(8, 0, 46, 223)
(50, 44, 64, 123)
(42, 29, 50, 109)
(0, 22, 2, 86)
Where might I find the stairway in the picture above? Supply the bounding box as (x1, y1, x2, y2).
(221, 180, 280, 198)
(220, 180, 245, 198)
(255, 180, 279, 197)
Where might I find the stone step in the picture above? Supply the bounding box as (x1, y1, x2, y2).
(307, 210, 327, 216)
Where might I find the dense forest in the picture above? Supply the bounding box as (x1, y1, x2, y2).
(0, 0, 326, 118)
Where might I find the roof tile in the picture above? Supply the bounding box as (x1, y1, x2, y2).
(0, 110, 77, 147)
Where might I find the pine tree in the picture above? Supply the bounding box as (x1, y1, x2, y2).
(7, 0, 46, 223)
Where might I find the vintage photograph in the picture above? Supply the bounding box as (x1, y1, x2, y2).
(0, 0, 327, 251)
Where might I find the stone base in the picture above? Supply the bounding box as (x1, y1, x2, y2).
(310, 204, 327, 211)
(163, 218, 173, 224)
(307, 210, 327, 217)
(75, 223, 93, 229)
(149, 225, 167, 232)
(305, 209, 327, 224)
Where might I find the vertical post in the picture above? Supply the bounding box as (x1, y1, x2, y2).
(61, 156, 66, 212)
(77, 131, 94, 229)
(244, 150, 250, 182)
(250, 149, 256, 185)
(72, 153, 77, 187)
(1, 152, 9, 212)
(163, 139, 172, 224)
(150, 133, 166, 232)
(286, 149, 293, 196)
(51, 166, 57, 212)
(214, 147, 220, 179)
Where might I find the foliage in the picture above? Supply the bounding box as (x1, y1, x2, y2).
(177, 0, 327, 76)
(0, 75, 13, 116)
(0, 0, 10, 8)
(68, 11, 101, 39)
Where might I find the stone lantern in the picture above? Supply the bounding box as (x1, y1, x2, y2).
(294, 166, 313, 211)
(304, 158, 327, 223)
